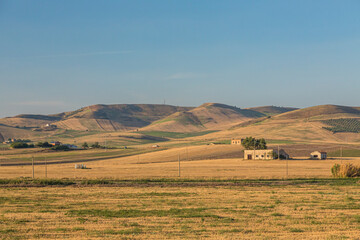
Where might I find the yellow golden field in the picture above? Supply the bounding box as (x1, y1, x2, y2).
(1, 180, 360, 239)
(0, 143, 359, 179)
(1, 144, 359, 179)
(1, 143, 360, 239)
(1, 157, 358, 179)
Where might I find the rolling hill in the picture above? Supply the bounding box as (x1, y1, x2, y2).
(2, 103, 360, 144)
(0, 104, 192, 132)
(199, 104, 360, 144)
(140, 103, 267, 132)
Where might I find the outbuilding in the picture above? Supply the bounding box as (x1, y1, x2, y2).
(310, 151, 327, 160)
(231, 139, 243, 145)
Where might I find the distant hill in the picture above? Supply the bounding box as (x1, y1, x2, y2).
(0, 104, 193, 134)
(54, 104, 193, 131)
(2, 103, 358, 143)
(275, 105, 360, 120)
(200, 104, 360, 145)
(141, 103, 266, 132)
(246, 106, 298, 116)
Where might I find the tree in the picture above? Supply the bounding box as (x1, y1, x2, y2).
(10, 142, 33, 148)
(36, 142, 52, 148)
(91, 142, 101, 148)
(51, 145, 70, 151)
(241, 137, 256, 150)
(241, 137, 267, 150)
(82, 142, 89, 149)
(258, 138, 267, 150)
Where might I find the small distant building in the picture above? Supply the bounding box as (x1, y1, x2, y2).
(244, 149, 274, 160)
(43, 124, 57, 130)
(275, 149, 290, 160)
(63, 144, 78, 150)
(50, 141, 61, 146)
(75, 164, 86, 169)
(231, 138, 243, 145)
(310, 151, 327, 160)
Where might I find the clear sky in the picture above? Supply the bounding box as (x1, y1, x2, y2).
(1, 0, 360, 117)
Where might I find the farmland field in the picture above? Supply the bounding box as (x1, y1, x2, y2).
(2, 142, 360, 239)
(1, 179, 360, 239)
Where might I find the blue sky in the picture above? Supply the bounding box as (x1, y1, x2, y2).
(1, 0, 360, 117)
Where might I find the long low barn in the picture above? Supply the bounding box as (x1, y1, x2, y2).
(244, 149, 289, 160)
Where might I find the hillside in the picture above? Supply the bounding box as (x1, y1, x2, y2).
(275, 105, 360, 120)
(2, 103, 360, 144)
(0, 104, 193, 132)
(0, 104, 194, 139)
(199, 105, 360, 145)
(140, 103, 265, 132)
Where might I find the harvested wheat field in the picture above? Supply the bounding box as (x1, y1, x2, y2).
(0, 156, 359, 179)
(0, 179, 360, 239)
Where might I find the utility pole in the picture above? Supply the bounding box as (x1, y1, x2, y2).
(278, 145, 280, 160)
(32, 156, 35, 179)
(253, 140, 256, 160)
(45, 156, 47, 178)
(178, 154, 181, 177)
(286, 157, 288, 179)
(340, 146, 343, 164)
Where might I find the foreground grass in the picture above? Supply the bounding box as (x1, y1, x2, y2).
(1, 178, 360, 239)
(0, 177, 359, 187)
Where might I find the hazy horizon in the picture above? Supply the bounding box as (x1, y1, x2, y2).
(1, 0, 360, 117)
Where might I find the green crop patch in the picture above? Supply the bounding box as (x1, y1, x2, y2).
(322, 118, 360, 133)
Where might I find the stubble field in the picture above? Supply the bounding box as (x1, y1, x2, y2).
(1, 144, 360, 239)
(1, 179, 360, 239)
